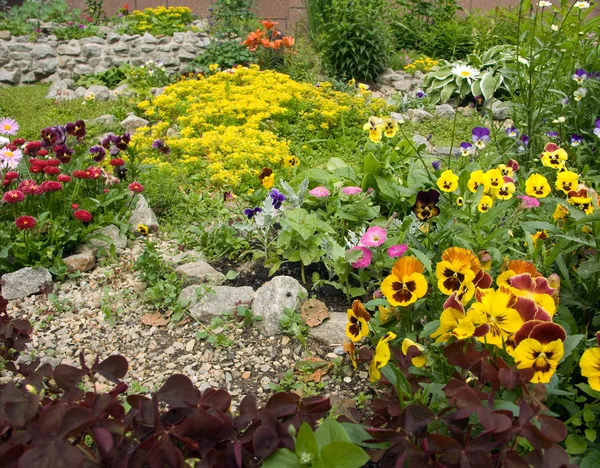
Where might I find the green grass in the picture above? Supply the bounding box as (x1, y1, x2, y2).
(0, 84, 135, 140)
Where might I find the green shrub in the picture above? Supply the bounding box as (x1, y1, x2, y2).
(74, 64, 132, 89)
(210, 0, 257, 37)
(321, 0, 391, 83)
(0, 0, 80, 36)
(189, 40, 257, 73)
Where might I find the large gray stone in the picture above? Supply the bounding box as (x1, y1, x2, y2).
(491, 100, 512, 120)
(0, 68, 20, 84)
(90, 114, 117, 126)
(63, 250, 95, 272)
(407, 108, 434, 123)
(31, 43, 55, 59)
(435, 104, 455, 119)
(106, 31, 120, 44)
(120, 114, 149, 132)
(87, 224, 127, 253)
(141, 32, 158, 44)
(0, 30, 11, 41)
(309, 312, 347, 346)
(179, 285, 254, 321)
(253, 276, 307, 336)
(128, 194, 158, 232)
(1, 267, 52, 300)
(81, 43, 103, 58)
(175, 261, 225, 286)
(86, 85, 110, 101)
(57, 41, 81, 55)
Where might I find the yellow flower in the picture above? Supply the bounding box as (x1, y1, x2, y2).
(580, 346, 600, 391)
(467, 288, 523, 348)
(568, 193, 595, 215)
(381, 256, 428, 307)
(345, 300, 371, 342)
(369, 332, 397, 382)
(137, 224, 149, 235)
(478, 195, 493, 213)
(261, 173, 275, 189)
(284, 156, 300, 168)
(497, 164, 513, 177)
(401, 338, 426, 367)
(431, 306, 475, 343)
(555, 170, 578, 194)
(436, 169, 459, 192)
(553, 204, 569, 220)
(348, 78, 356, 86)
(209, 63, 219, 72)
(494, 182, 515, 200)
(378, 305, 394, 324)
(456, 197, 464, 206)
(529, 230, 548, 246)
(358, 83, 369, 92)
(381, 118, 398, 138)
(467, 170, 486, 193)
(514, 338, 564, 383)
(85, 93, 95, 102)
(484, 169, 504, 192)
(525, 173, 551, 198)
(541, 143, 568, 169)
(435, 247, 479, 300)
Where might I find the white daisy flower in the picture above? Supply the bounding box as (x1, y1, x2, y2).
(538, 1, 552, 6)
(451, 64, 480, 81)
(574, 1, 590, 9)
(551, 24, 559, 31)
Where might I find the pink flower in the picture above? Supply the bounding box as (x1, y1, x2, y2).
(517, 195, 540, 208)
(309, 186, 330, 197)
(387, 244, 408, 258)
(349, 246, 372, 269)
(0, 118, 19, 136)
(342, 186, 362, 195)
(360, 226, 387, 247)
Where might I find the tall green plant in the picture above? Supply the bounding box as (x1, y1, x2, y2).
(321, 0, 391, 82)
(303, 0, 332, 43)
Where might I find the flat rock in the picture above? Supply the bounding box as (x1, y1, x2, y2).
(90, 114, 117, 126)
(491, 100, 511, 120)
(63, 251, 95, 272)
(253, 276, 307, 336)
(128, 195, 158, 233)
(120, 114, 149, 132)
(167, 250, 204, 266)
(407, 108, 434, 123)
(175, 261, 225, 286)
(435, 104, 455, 119)
(309, 312, 347, 346)
(87, 224, 127, 254)
(86, 85, 110, 101)
(179, 286, 254, 321)
(1, 267, 52, 300)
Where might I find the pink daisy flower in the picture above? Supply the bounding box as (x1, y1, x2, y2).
(360, 226, 387, 247)
(387, 244, 408, 258)
(349, 246, 372, 269)
(0, 118, 19, 136)
(309, 186, 330, 198)
(0, 147, 23, 169)
(342, 186, 362, 195)
(517, 195, 540, 208)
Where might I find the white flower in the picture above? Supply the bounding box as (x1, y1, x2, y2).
(551, 24, 559, 31)
(299, 452, 312, 464)
(552, 116, 566, 124)
(518, 57, 530, 65)
(0, 136, 9, 147)
(538, 1, 552, 6)
(574, 1, 590, 9)
(574, 87, 587, 101)
(451, 64, 480, 81)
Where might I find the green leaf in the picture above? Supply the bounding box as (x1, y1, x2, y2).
(519, 221, 559, 234)
(576, 259, 600, 280)
(581, 451, 600, 468)
(363, 153, 383, 175)
(262, 448, 300, 468)
(409, 248, 432, 273)
(480, 72, 500, 100)
(296, 422, 319, 461)
(341, 423, 388, 449)
(320, 442, 370, 468)
(419, 320, 440, 339)
(577, 383, 600, 398)
(560, 335, 584, 363)
(565, 434, 587, 455)
(315, 418, 350, 450)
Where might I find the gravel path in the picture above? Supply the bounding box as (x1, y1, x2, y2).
(3, 239, 373, 411)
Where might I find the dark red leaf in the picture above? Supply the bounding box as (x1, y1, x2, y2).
(538, 415, 567, 443)
(148, 436, 185, 468)
(400, 405, 434, 435)
(18, 442, 83, 468)
(92, 427, 114, 453)
(444, 342, 482, 369)
(504, 451, 531, 468)
(300, 396, 331, 415)
(252, 425, 279, 459)
(94, 355, 128, 383)
(156, 374, 197, 408)
(541, 443, 570, 468)
(498, 368, 521, 390)
(265, 393, 299, 418)
(234, 395, 257, 430)
(199, 388, 231, 412)
(56, 407, 94, 439)
(226, 441, 243, 468)
(53, 365, 86, 391)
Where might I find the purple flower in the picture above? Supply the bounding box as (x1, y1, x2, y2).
(152, 139, 170, 154)
(431, 160, 442, 170)
(269, 189, 286, 209)
(348, 246, 372, 269)
(560, 97, 570, 106)
(387, 244, 408, 258)
(547, 131, 558, 138)
(594, 119, 600, 138)
(459, 142, 474, 156)
(571, 134, 583, 147)
(506, 127, 519, 138)
(40, 125, 65, 147)
(518, 134, 529, 151)
(471, 127, 490, 149)
(78, 24, 85, 29)
(101, 133, 117, 149)
(243, 207, 262, 219)
(416, 89, 426, 99)
(572, 68, 587, 84)
(53, 144, 73, 163)
(89, 145, 106, 162)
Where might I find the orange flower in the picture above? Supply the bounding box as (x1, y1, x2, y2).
(381, 256, 428, 307)
(260, 20, 278, 30)
(282, 36, 295, 48)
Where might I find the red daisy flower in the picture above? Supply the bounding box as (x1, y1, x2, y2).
(71, 203, 79, 209)
(13, 138, 25, 146)
(57, 174, 71, 183)
(44, 166, 61, 175)
(36, 149, 48, 157)
(72, 170, 91, 179)
(128, 181, 143, 193)
(39, 180, 62, 193)
(46, 158, 60, 167)
(4, 171, 19, 181)
(73, 209, 92, 222)
(109, 158, 125, 167)
(15, 215, 36, 230)
(2, 190, 25, 203)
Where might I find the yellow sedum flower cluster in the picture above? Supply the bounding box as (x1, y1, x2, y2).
(134, 67, 386, 188)
(404, 57, 439, 74)
(127, 6, 193, 35)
